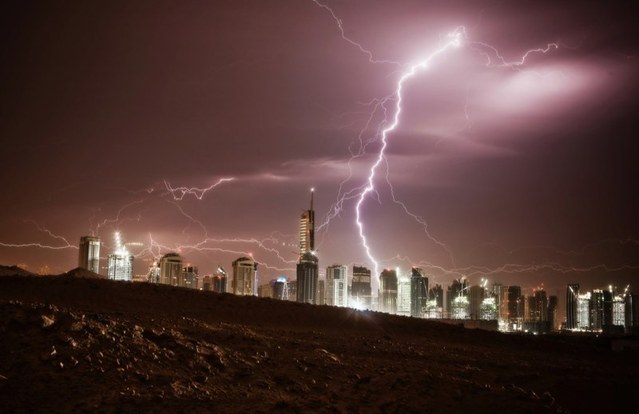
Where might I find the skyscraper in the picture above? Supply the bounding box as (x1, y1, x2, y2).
(78, 236, 100, 274)
(410, 267, 428, 318)
(272, 276, 289, 300)
(590, 289, 604, 330)
(448, 278, 469, 319)
(397, 275, 411, 316)
(469, 285, 485, 320)
(299, 189, 315, 260)
(296, 190, 318, 304)
(326, 265, 348, 307)
(378, 269, 398, 314)
(425, 284, 444, 319)
(297, 253, 318, 304)
(182, 265, 198, 289)
(566, 283, 580, 330)
(351, 265, 372, 309)
(158, 253, 183, 286)
(232, 257, 258, 296)
(212, 266, 227, 293)
(507, 285, 523, 327)
(106, 232, 133, 282)
(548, 295, 558, 331)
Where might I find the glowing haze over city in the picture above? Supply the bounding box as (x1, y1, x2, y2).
(1, 0, 637, 296)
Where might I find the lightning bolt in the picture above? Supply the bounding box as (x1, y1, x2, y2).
(310, 0, 402, 66)
(354, 29, 465, 280)
(311, 1, 570, 292)
(0, 220, 78, 250)
(163, 177, 235, 200)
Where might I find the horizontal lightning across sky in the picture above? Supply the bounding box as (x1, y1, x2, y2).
(0, 1, 636, 295)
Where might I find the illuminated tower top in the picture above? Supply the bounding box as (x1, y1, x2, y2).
(299, 188, 315, 260)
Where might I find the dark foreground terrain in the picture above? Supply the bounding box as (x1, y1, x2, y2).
(1, 270, 638, 413)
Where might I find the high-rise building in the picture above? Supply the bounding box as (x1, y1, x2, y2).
(299, 189, 315, 260)
(296, 190, 318, 304)
(527, 288, 548, 323)
(78, 236, 100, 274)
(316, 279, 325, 305)
(351, 266, 372, 310)
(493, 284, 509, 326)
(612, 294, 625, 326)
(326, 265, 348, 307)
(627, 293, 638, 331)
(297, 253, 318, 304)
(201, 275, 212, 291)
(507, 285, 523, 328)
(469, 285, 485, 320)
(566, 283, 580, 330)
(397, 275, 411, 316)
(577, 292, 591, 330)
(182, 265, 198, 289)
(232, 257, 258, 296)
(148, 261, 160, 284)
(447, 278, 469, 319)
(106, 232, 133, 282)
(548, 295, 558, 331)
(258, 282, 273, 298)
(590, 289, 604, 330)
(287, 280, 297, 302)
(378, 269, 398, 314)
(410, 267, 428, 318)
(480, 296, 498, 320)
(212, 266, 227, 293)
(425, 284, 444, 319)
(272, 276, 289, 300)
(158, 253, 183, 286)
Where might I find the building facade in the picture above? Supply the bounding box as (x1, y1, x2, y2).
(232, 257, 258, 296)
(378, 269, 398, 315)
(158, 253, 183, 286)
(78, 236, 100, 274)
(106, 232, 133, 282)
(326, 265, 348, 307)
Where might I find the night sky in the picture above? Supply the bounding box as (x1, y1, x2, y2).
(1, 0, 638, 297)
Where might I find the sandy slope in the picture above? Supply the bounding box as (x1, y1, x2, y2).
(1, 273, 638, 413)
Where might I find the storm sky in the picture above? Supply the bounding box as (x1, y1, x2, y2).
(1, 0, 638, 296)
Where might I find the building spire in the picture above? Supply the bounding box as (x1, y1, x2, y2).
(310, 187, 314, 211)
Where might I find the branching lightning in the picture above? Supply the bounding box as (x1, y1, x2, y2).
(311, 1, 571, 288)
(164, 177, 235, 201)
(354, 29, 465, 279)
(0, 220, 77, 251)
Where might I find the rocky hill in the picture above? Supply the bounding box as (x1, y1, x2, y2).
(1, 272, 638, 413)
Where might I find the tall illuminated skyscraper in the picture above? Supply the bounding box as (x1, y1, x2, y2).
(299, 189, 315, 260)
(296, 190, 318, 304)
(232, 256, 258, 296)
(78, 236, 100, 274)
(106, 232, 133, 282)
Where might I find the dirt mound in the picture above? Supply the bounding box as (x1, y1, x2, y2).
(59, 267, 106, 279)
(0, 265, 35, 277)
(1, 276, 638, 413)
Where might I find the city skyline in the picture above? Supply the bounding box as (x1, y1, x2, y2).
(1, 1, 637, 296)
